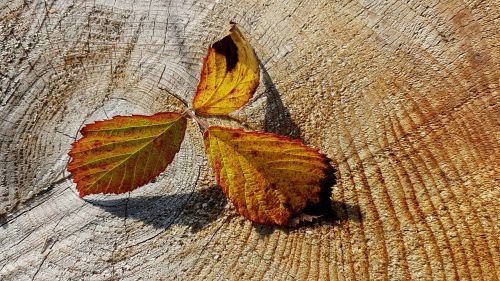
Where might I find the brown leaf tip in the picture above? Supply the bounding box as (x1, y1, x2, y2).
(299, 159, 337, 220)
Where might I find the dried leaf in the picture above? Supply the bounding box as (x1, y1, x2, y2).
(192, 23, 260, 116)
(288, 214, 322, 227)
(68, 112, 187, 197)
(204, 126, 332, 225)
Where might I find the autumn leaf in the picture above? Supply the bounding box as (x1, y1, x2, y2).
(68, 112, 187, 197)
(66, 22, 336, 227)
(204, 126, 332, 225)
(192, 23, 260, 116)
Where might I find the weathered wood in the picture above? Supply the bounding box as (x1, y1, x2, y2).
(1, 0, 498, 280)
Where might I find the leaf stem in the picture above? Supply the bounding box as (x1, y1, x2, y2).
(183, 109, 208, 131)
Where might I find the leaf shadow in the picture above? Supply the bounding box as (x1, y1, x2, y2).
(258, 59, 302, 139)
(87, 186, 227, 233)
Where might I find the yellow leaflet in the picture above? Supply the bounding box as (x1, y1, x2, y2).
(192, 23, 260, 116)
(204, 126, 330, 225)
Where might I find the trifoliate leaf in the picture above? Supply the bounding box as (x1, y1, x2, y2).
(204, 126, 332, 225)
(192, 23, 260, 116)
(68, 112, 187, 197)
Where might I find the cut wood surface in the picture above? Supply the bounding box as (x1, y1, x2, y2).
(0, 0, 498, 280)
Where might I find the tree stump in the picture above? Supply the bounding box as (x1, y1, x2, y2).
(0, 0, 498, 280)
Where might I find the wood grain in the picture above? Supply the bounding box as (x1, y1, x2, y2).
(0, 0, 498, 280)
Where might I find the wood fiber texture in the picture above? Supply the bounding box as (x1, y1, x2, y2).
(0, 0, 498, 280)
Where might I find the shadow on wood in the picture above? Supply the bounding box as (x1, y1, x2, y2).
(254, 202, 363, 237)
(87, 186, 227, 233)
(259, 60, 302, 140)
